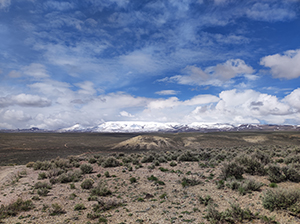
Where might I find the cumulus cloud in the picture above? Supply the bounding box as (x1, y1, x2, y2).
(0, 94, 51, 108)
(159, 59, 254, 86)
(284, 88, 300, 111)
(260, 49, 300, 79)
(155, 90, 179, 95)
(185, 89, 296, 124)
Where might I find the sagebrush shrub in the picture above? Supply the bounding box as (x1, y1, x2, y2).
(282, 166, 300, 183)
(80, 164, 93, 174)
(49, 203, 66, 216)
(177, 151, 198, 162)
(141, 154, 155, 163)
(34, 181, 52, 189)
(0, 198, 34, 219)
(267, 164, 286, 183)
(81, 179, 94, 189)
(101, 156, 121, 168)
(220, 162, 244, 180)
(90, 180, 111, 197)
(235, 155, 266, 175)
(262, 188, 300, 211)
(74, 203, 86, 211)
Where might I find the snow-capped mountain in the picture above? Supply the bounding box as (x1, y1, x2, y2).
(56, 121, 300, 133)
(2, 122, 300, 133)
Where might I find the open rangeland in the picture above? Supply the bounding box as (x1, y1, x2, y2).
(1, 131, 300, 223)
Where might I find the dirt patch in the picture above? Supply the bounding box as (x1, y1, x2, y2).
(243, 135, 268, 143)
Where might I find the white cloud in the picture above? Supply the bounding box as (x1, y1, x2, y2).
(155, 90, 179, 95)
(260, 49, 300, 79)
(159, 59, 254, 86)
(1, 109, 31, 122)
(23, 63, 50, 78)
(75, 81, 97, 95)
(246, 3, 296, 22)
(284, 88, 300, 111)
(0, 0, 10, 9)
(0, 94, 51, 108)
(8, 70, 21, 78)
(119, 111, 134, 117)
(44, 1, 75, 11)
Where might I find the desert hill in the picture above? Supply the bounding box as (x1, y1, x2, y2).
(112, 135, 180, 150)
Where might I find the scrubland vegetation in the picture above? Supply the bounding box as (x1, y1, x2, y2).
(1, 132, 300, 223)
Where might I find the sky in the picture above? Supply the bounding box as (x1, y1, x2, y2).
(1, 0, 300, 130)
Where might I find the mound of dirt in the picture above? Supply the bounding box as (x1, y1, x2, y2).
(112, 135, 179, 150)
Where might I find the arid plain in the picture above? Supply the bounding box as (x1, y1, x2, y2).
(1, 131, 300, 223)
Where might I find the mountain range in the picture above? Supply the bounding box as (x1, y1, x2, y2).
(3, 121, 298, 133)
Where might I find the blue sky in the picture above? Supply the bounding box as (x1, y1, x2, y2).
(1, 0, 300, 129)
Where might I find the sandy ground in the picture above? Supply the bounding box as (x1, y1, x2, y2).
(1, 160, 300, 224)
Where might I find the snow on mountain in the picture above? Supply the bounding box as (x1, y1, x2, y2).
(56, 121, 300, 133)
(58, 123, 89, 132)
(93, 121, 182, 133)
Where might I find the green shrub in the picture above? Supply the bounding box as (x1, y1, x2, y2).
(235, 155, 266, 175)
(177, 151, 198, 162)
(93, 199, 122, 213)
(26, 161, 35, 168)
(74, 203, 86, 211)
(199, 195, 213, 206)
(157, 156, 167, 163)
(37, 188, 50, 196)
(34, 181, 52, 189)
(49, 203, 66, 216)
(238, 179, 264, 195)
(129, 177, 137, 184)
(58, 170, 82, 183)
(267, 164, 286, 183)
(53, 157, 71, 169)
(33, 160, 53, 170)
(104, 171, 110, 178)
(181, 177, 202, 187)
(69, 193, 77, 200)
(159, 167, 168, 172)
(159, 193, 167, 199)
(262, 188, 300, 212)
(147, 175, 158, 181)
(122, 156, 132, 164)
(220, 162, 244, 180)
(38, 172, 47, 180)
(80, 164, 93, 174)
(269, 183, 278, 188)
(156, 180, 165, 185)
(0, 198, 34, 219)
(141, 155, 155, 163)
(205, 203, 255, 223)
(90, 180, 112, 197)
(47, 168, 65, 178)
(252, 150, 271, 165)
(102, 156, 120, 168)
(169, 161, 177, 167)
(81, 179, 94, 189)
(88, 157, 97, 164)
(282, 166, 300, 182)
